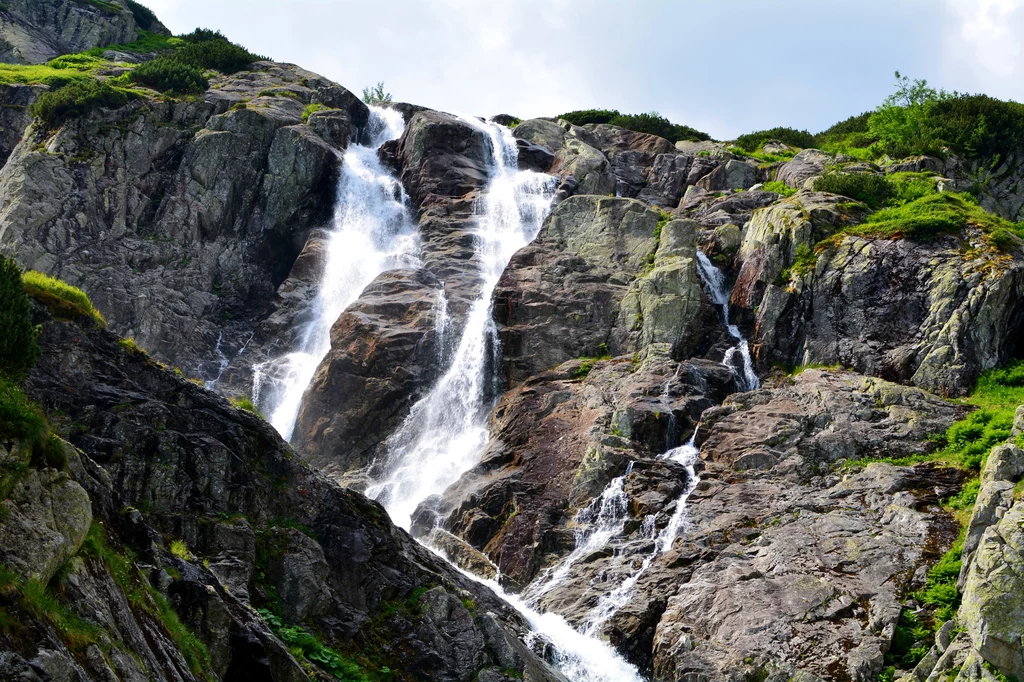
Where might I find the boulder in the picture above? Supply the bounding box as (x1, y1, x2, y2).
(777, 148, 833, 188)
(0, 0, 143, 65)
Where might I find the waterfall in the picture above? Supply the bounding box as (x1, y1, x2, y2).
(364, 116, 555, 531)
(695, 251, 760, 391)
(526, 464, 635, 603)
(656, 428, 701, 553)
(252, 106, 420, 439)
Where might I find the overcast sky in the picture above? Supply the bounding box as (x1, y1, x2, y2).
(141, 0, 1024, 140)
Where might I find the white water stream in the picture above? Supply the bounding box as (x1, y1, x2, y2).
(696, 250, 760, 392)
(363, 116, 555, 530)
(257, 110, 762, 681)
(252, 107, 420, 439)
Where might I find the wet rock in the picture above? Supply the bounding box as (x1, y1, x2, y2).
(293, 268, 444, 478)
(699, 369, 967, 473)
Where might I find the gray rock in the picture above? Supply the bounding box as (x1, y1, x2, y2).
(492, 195, 660, 383)
(0, 0, 145, 65)
(266, 527, 334, 623)
(777, 149, 833, 188)
(753, 232, 1024, 396)
(0, 458, 91, 584)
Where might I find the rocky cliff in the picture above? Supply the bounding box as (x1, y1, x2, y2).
(2, 5, 1024, 682)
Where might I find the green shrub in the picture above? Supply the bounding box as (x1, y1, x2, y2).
(258, 609, 371, 681)
(0, 257, 41, 383)
(926, 94, 1024, 159)
(229, 396, 260, 414)
(125, 0, 158, 30)
(175, 28, 265, 73)
(886, 172, 939, 206)
(868, 71, 949, 158)
(761, 180, 797, 197)
(129, 57, 207, 95)
(362, 81, 391, 105)
(22, 271, 105, 327)
(813, 172, 892, 209)
(734, 127, 815, 152)
(302, 102, 325, 122)
(816, 111, 872, 145)
(30, 79, 134, 130)
(556, 108, 710, 143)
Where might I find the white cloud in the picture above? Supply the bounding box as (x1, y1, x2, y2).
(943, 0, 1024, 97)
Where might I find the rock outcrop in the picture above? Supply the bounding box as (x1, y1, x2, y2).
(752, 231, 1024, 396)
(0, 61, 367, 377)
(0, 0, 155, 65)
(1, 303, 562, 682)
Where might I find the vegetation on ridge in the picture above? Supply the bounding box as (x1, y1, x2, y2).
(557, 108, 710, 143)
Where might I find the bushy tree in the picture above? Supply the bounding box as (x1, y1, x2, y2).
(0, 256, 40, 383)
(868, 71, 949, 157)
(30, 79, 134, 129)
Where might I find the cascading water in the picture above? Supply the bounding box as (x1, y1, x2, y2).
(364, 116, 555, 530)
(695, 250, 760, 391)
(252, 106, 420, 439)
(526, 464, 635, 603)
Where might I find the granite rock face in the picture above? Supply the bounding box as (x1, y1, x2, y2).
(0, 62, 367, 378)
(4, 306, 562, 682)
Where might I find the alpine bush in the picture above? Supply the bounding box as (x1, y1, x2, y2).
(0, 257, 40, 383)
(175, 28, 265, 73)
(813, 172, 893, 209)
(31, 79, 134, 129)
(129, 57, 207, 95)
(734, 126, 815, 152)
(556, 108, 710, 143)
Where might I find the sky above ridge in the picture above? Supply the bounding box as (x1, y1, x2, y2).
(141, 0, 1024, 140)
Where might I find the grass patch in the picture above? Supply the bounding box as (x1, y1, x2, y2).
(572, 344, 612, 379)
(0, 62, 96, 87)
(168, 539, 192, 561)
(777, 243, 818, 284)
(82, 523, 212, 678)
(229, 395, 262, 416)
(117, 337, 146, 356)
(22, 270, 105, 327)
(86, 29, 183, 56)
(844, 192, 1024, 244)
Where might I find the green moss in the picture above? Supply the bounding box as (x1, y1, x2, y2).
(845, 192, 1023, 243)
(302, 102, 327, 122)
(22, 270, 105, 327)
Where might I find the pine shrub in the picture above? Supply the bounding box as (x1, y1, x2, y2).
(129, 57, 207, 95)
(0, 257, 40, 383)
